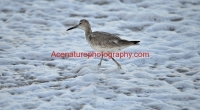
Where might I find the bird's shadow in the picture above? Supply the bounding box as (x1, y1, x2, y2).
(71, 64, 126, 75)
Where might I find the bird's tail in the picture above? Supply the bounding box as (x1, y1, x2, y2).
(119, 40, 140, 45)
(131, 41, 140, 45)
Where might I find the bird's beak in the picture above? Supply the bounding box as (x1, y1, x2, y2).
(66, 25, 78, 31)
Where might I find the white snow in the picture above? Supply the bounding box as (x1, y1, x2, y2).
(0, 0, 200, 109)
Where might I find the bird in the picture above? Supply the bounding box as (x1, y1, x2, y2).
(66, 19, 140, 69)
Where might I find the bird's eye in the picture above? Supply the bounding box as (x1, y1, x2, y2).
(79, 22, 81, 25)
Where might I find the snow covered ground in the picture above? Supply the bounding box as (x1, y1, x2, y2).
(0, 0, 200, 109)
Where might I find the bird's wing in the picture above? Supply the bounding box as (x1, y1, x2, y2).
(92, 31, 121, 40)
(91, 31, 122, 48)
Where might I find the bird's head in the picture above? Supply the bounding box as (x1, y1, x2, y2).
(66, 19, 91, 31)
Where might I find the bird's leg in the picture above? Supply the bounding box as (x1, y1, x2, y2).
(112, 58, 121, 69)
(98, 55, 103, 67)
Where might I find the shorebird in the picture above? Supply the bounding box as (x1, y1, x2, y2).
(66, 19, 140, 69)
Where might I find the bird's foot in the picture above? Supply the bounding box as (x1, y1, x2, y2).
(117, 64, 121, 69)
(98, 63, 101, 68)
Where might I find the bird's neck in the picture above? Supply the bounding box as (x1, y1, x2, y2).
(84, 28, 92, 40)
